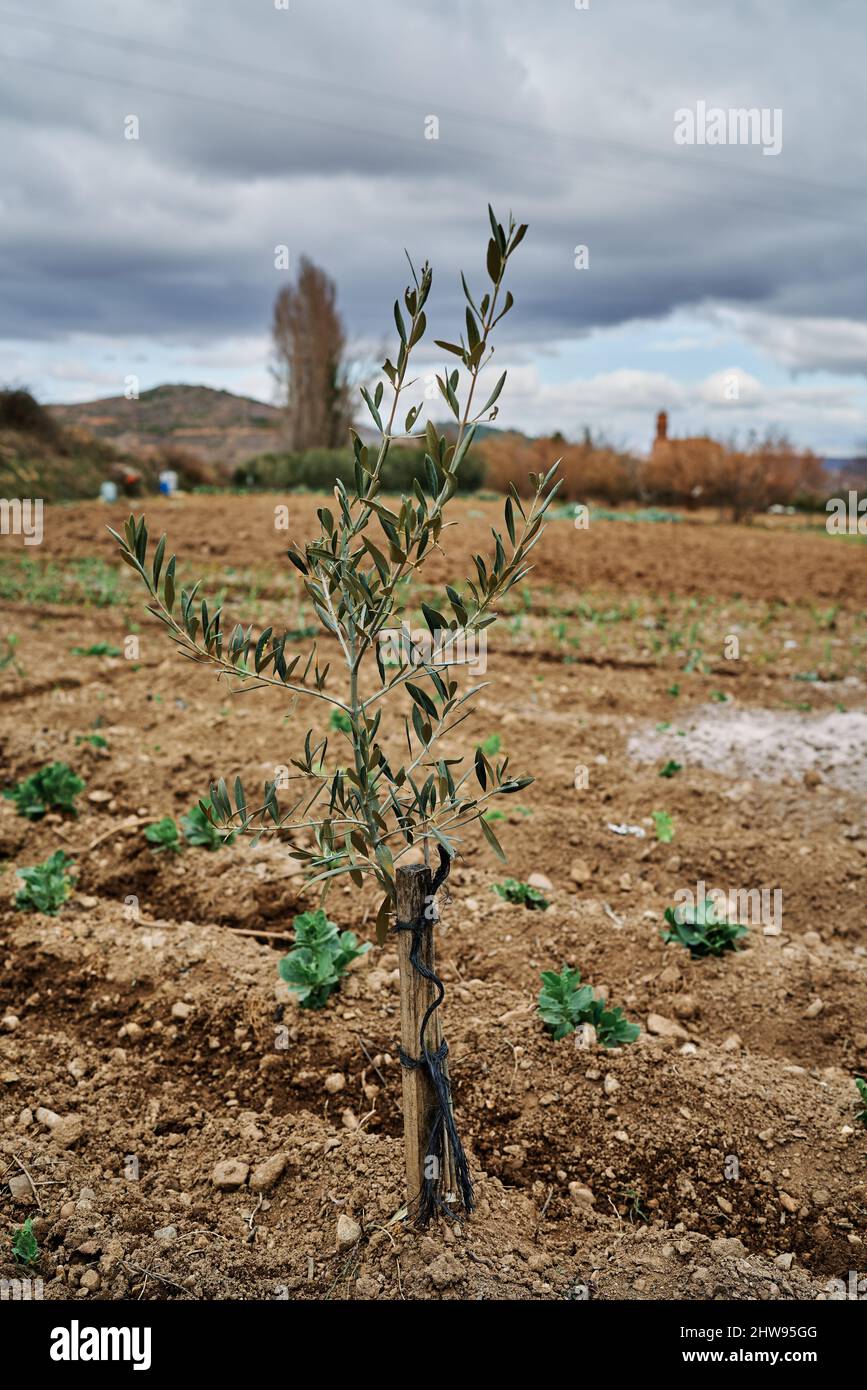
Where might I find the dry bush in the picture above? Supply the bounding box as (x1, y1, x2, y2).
(156, 444, 217, 488)
(479, 431, 637, 503)
(643, 432, 824, 519)
(642, 436, 727, 509)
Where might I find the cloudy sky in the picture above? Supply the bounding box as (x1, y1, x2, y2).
(1, 0, 865, 453)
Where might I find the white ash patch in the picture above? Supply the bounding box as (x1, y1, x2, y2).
(627, 705, 867, 798)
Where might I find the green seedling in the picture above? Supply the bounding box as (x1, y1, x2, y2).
(0, 634, 24, 675)
(493, 877, 549, 910)
(479, 733, 501, 757)
(75, 733, 108, 749)
(710, 690, 729, 703)
(329, 709, 353, 734)
(71, 642, 122, 657)
(11, 1217, 39, 1266)
(659, 760, 682, 778)
(667, 683, 680, 698)
(15, 850, 76, 915)
(652, 810, 674, 843)
(537, 967, 640, 1047)
(278, 908, 370, 1009)
(855, 1077, 867, 1127)
(4, 762, 85, 818)
(180, 800, 236, 851)
(144, 817, 182, 854)
(662, 897, 747, 958)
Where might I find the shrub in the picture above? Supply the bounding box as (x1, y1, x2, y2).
(662, 898, 747, 958)
(155, 443, 217, 489)
(236, 442, 484, 494)
(15, 850, 76, 915)
(538, 967, 640, 1046)
(180, 800, 236, 851)
(144, 817, 182, 853)
(480, 429, 638, 505)
(4, 763, 85, 818)
(278, 908, 370, 1009)
(0, 387, 59, 443)
(493, 877, 549, 909)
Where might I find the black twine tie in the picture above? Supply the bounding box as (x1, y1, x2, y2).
(393, 846, 474, 1226)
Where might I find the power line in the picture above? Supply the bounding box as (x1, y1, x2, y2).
(0, 6, 863, 211)
(0, 47, 860, 234)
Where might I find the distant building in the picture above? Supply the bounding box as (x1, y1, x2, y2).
(651, 410, 721, 459)
(648, 410, 726, 503)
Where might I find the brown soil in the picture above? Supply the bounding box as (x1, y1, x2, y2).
(1, 495, 865, 1301)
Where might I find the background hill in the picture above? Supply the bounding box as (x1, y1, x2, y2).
(48, 384, 283, 471)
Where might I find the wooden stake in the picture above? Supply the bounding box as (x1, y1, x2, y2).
(396, 863, 457, 1212)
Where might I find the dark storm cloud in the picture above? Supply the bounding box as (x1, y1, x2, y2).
(0, 0, 865, 360)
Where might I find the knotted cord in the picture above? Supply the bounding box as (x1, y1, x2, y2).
(393, 847, 474, 1226)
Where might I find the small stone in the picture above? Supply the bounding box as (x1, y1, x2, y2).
(122, 1022, 145, 1044)
(427, 1252, 464, 1288)
(568, 1183, 595, 1207)
(336, 1213, 361, 1249)
(721, 1033, 742, 1052)
(603, 1073, 619, 1096)
(250, 1153, 289, 1193)
(80, 1270, 101, 1291)
(712, 1236, 744, 1256)
(803, 769, 822, 789)
(716, 1195, 733, 1214)
(803, 998, 824, 1019)
(569, 861, 591, 886)
(324, 1073, 346, 1094)
(212, 1159, 249, 1191)
(341, 1108, 359, 1130)
(528, 872, 553, 893)
(35, 1106, 61, 1128)
(171, 1002, 193, 1020)
(1, 1015, 20, 1033)
(779, 1191, 799, 1213)
(775, 1252, 794, 1270)
(8, 1174, 35, 1205)
(672, 994, 697, 1020)
(646, 1013, 688, 1041)
(51, 1115, 84, 1148)
(154, 1225, 177, 1242)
